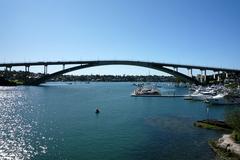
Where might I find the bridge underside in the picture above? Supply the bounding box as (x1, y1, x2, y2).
(27, 61, 200, 85)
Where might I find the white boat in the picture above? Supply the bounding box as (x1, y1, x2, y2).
(191, 93, 211, 101)
(206, 93, 240, 105)
(131, 85, 161, 96)
(187, 88, 216, 101)
(185, 84, 240, 104)
(184, 95, 193, 100)
(133, 83, 144, 87)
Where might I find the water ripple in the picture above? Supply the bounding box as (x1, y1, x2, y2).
(0, 87, 46, 160)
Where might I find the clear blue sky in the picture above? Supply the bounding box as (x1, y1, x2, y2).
(0, 0, 240, 75)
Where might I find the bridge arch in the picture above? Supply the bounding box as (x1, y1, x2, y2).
(28, 61, 200, 85)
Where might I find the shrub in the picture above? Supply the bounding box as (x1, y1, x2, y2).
(225, 109, 240, 141)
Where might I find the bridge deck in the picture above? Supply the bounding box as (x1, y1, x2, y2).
(0, 60, 239, 72)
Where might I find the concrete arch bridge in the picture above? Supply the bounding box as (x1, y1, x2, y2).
(0, 60, 239, 85)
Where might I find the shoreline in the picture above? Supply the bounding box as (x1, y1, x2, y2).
(131, 94, 187, 97)
(194, 119, 240, 160)
(194, 119, 232, 131)
(209, 135, 240, 160)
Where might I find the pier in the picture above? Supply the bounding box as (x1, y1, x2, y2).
(131, 94, 187, 97)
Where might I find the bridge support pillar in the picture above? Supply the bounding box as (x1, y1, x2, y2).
(187, 68, 193, 78)
(213, 71, 216, 79)
(63, 64, 65, 70)
(200, 70, 203, 83)
(225, 72, 228, 78)
(5, 66, 12, 72)
(44, 65, 48, 74)
(173, 67, 178, 72)
(204, 70, 207, 82)
(217, 71, 220, 82)
(25, 66, 30, 72)
(217, 76, 220, 82)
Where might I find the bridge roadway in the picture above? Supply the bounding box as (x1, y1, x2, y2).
(0, 60, 240, 73)
(0, 60, 239, 85)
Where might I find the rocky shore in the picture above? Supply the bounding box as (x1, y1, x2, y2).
(209, 134, 240, 160)
(217, 135, 240, 156)
(194, 119, 240, 160)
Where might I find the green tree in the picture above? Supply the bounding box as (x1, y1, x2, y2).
(225, 109, 240, 141)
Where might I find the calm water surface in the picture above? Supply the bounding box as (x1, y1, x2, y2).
(0, 82, 239, 160)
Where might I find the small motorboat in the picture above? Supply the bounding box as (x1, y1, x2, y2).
(95, 108, 100, 114)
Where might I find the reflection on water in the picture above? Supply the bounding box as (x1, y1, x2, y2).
(0, 87, 46, 160)
(145, 116, 194, 133)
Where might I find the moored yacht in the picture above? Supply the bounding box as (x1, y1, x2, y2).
(131, 84, 161, 96)
(188, 89, 216, 101)
(206, 93, 240, 105)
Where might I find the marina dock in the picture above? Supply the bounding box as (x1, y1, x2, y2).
(131, 95, 187, 97)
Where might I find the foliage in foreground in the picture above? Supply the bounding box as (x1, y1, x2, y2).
(225, 109, 240, 141)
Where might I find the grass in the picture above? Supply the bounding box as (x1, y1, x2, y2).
(10, 80, 24, 85)
(194, 121, 232, 131)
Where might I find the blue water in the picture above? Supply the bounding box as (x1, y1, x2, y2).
(0, 82, 238, 160)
